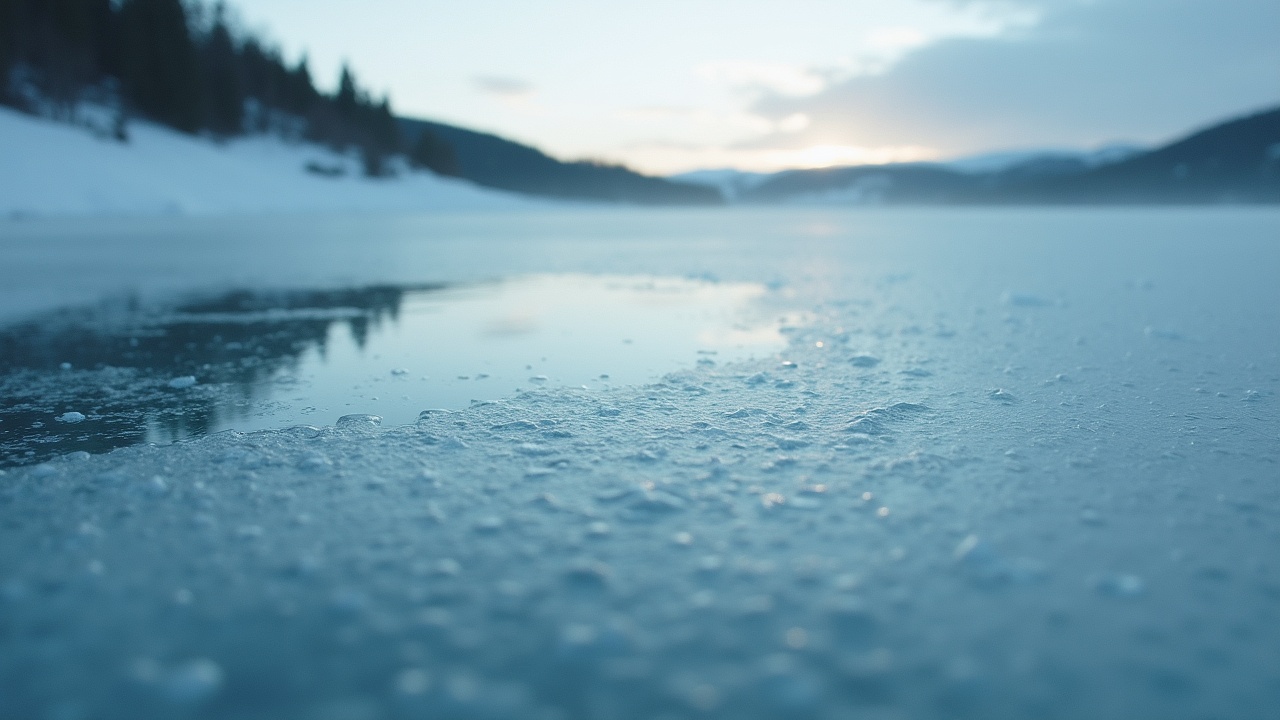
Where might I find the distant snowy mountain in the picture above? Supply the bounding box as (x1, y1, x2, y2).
(668, 169, 771, 201)
(729, 106, 1280, 205)
(943, 144, 1145, 174)
(667, 146, 1147, 203)
(0, 107, 538, 218)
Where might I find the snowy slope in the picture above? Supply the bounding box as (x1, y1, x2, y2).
(0, 107, 539, 217)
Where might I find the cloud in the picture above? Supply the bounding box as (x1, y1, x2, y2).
(472, 76, 534, 98)
(697, 61, 833, 98)
(751, 0, 1280, 156)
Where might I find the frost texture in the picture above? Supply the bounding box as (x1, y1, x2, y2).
(1, 209, 1279, 719)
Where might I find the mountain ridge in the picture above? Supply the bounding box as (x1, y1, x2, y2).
(398, 118, 722, 206)
(707, 105, 1280, 205)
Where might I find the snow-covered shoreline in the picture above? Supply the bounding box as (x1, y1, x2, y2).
(0, 107, 538, 218)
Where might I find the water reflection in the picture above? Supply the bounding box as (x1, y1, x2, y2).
(0, 275, 792, 466)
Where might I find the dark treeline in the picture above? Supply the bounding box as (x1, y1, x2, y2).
(0, 0, 455, 176)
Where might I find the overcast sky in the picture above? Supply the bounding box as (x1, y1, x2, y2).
(232, 0, 1280, 174)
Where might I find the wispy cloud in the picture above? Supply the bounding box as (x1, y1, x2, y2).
(472, 76, 534, 99)
(696, 61, 832, 98)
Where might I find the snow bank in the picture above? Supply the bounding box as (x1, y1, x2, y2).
(0, 107, 537, 217)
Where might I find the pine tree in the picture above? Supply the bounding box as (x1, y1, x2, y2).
(119, 0, 201, 133)
(335, 64, 357, 117)
(201, 5, 242, 136)
(283, 56, 316, 116)
(0, 0, 18, 100)
(409, 129, 459, 176)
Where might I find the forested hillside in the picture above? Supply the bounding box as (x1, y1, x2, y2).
(0, 0, 720, 205)
(0, 0, 448, 176)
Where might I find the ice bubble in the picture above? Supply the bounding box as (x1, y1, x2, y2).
(785, 627, 810, 649)
(1079, 508, 1105, 526)
(954, 535, 996, 565)
(491, 420, 538, 432)
(394, 667, 433, 696)
(687, 683, 721, 711)
(31, 464, 58, 478)
(59, 362, 72, 371)
(849, 354, 881, 367)
(391, 368, 409, 376)
(56, 412, 86, 423)
(1001, 292, 1050, 307)
(1094, 573, 1146, 598)
(297, 452, 332, 471)
(329, 588, 367, 615)
(559, 623, 598, 648)
(143, 475, 169, 496)
(94, 470, 127, 484)
(843, 403, 927, 435)
(235, 525, 264, 539)
(627, 490, 686, 515)
(168, 376, 197, 389)
(564, 558, 612, 587)
(161, 659, 223, 704)
(473, 516, 505, 532)
(336, 414, 382, 428)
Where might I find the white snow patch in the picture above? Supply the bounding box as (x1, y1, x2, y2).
(0, 106, 539, 218)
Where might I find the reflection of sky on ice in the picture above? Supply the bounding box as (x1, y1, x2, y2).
(145, 274, 796, 441)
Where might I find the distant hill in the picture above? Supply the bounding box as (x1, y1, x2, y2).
(1010, 107, 1280, 203)
(399, 119, 722, 206)
(731, 105, 1280, 205)
(668, 169, 772, 201)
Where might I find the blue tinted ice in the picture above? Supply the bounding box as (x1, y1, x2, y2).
(1, 208, 1278, 719)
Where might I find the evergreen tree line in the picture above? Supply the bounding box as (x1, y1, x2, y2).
(0, 0, 456, 176)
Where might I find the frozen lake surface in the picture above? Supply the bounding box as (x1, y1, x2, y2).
(0, 208, 1278, 719)
(2, 274, 794, 465)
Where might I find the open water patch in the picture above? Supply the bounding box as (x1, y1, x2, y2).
(0, 274, 800, 466)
